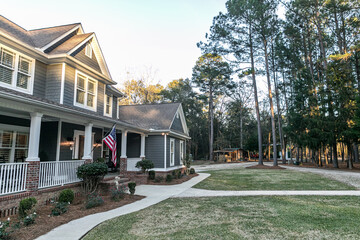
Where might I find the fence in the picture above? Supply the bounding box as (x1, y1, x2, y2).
(38, 160, 85, 189)
(0, 163, 28, 195)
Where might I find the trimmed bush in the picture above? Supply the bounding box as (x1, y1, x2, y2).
(135, 159, 154, 173)
(58, 189, 74, 203)
(190, 168, 195, 174)
(148, 170, 156, 180)
(19, 197, 37, 218)
(110, 185, 126, 201)
(51, 202, 69, 216)
(166, 174, 173, 182)
(85, 193, 104, 209)
(128, 182, 136, 195)
(173, 169, 181, 179)
(154, 176, 164, 183)
(77, 162, 108, 194)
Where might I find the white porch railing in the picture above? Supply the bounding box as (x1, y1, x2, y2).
(0, 163, 28, 196)
(127, 158, 141, 171)
(38, 160, 85, 189)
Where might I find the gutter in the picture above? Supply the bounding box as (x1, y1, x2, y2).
(149, 129, 191, 139)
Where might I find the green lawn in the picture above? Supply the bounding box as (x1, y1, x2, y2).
(84, 196, 360, 240)
(192, 169, 356, 190)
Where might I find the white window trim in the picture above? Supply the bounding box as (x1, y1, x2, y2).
(0, 124, 30, 163)
(104, 94, 113, 117)
(72, 130, 95, 160)
(116, 98, 120, 119)
(170, 138, 175, 167)
(180, 140, 184, 164)
(73, 70, 98, 111)
(85, 43, 92, 58)
(0, 43, 35, 94)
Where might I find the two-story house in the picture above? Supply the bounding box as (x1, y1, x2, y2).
(0, 16, 190, 197)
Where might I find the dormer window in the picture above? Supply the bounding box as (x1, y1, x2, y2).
(104, 94, 112, 117)
(85, 43, 92, 58)
(0, 45, 34, 94)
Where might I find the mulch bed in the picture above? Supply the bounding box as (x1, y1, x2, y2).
(246, 164, 285, 170)
(2, 193, 144, 240)
(146, 173, 199, 185)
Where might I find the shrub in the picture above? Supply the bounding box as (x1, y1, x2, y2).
(51, 202, 69, 216)
(135, 159, 154, 173)
(23, 212, 37, 226)
(148, 170, 156, 180)
(85, 193, 104, 209)
(173, 169, 181, 179)
(166, 174, 173, 182)
(0, 218, 10, 240)
(19, 197, 37, 218)
(154, 176, 164, 183)
(110, 185, 126, 201)
(128, 182, 136, 195)
(58, 189, 74, 204)
(96, 157, 106, 163)
(190, 168, 195, 174)
(77, 162, 108, 194)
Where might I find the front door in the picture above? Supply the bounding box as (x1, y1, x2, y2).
(78, 135, 84, 159)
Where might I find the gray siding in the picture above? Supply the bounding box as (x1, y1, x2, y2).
(171, 115, 184, 133)
(39, 122, 58, 161)
(112, 96, 117, 119)
(145, 135, 164, 168)
(45, 64, 62, 102)
(167, 137, 183, 167)
(33, 60, 46, 98)
(63, 65, 75, 106)
(71, 43, 102, 73)
(97, 82, 105, 115)
(127, 133, 140, 158)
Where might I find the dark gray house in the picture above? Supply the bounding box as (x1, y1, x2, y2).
(0, 15, 189, 195)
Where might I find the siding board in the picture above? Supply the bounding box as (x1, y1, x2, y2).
(71, 43, 102, 73)
(45, 64, 62, 102)
(145, 135, 164, 168)
(33, 60, 46, 98)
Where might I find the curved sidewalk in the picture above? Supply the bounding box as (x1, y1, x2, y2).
(36, 173, 210, 240)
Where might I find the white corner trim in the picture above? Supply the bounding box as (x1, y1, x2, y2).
(55, 120, 62, 162)
(170, 138, 175, 167)
(60, 63, 66, 104)
(164, 134, 167, 170)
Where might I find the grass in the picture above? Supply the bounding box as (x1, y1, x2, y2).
(192, 168, 356, 190)
(83, 196, 360, 240)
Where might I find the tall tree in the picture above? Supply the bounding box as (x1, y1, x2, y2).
(192, 53, 232, 161)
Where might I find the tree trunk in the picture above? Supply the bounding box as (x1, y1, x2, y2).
(263, 41, 277, 166)
(240, 108, 243, 149)
(249, 24, 263, 165)
(296, 146, 299, 163)
(354, 143, 359, 163)
(348, 144, 353, 169)
(209, 87, 214, 161)
(268, 131, 271, 161)
(333, 141, 339, 168)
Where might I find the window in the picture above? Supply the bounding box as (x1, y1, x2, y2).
(0, 128, 29, 163)
(170, 138, 175, 166)
(0, 45, 34, 93)
(180, 140, 184, 164)
(85, 43, 92, 58)
(104, 94, 112, 117)
(74, 71, 97, 111)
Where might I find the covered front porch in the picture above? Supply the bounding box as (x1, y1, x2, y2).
(0, 105, 147, 196)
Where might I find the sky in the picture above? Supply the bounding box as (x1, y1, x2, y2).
(1, 0, 227, 88)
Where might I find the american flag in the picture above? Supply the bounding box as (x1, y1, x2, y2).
(103, 125, 117, 166)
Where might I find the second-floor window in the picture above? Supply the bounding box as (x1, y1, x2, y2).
(74, 71, 97, 111)
(0, 45, 34, 94)
(104, 94, 112, 117)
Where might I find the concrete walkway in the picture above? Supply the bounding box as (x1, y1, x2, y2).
(36, 173, 210, 240)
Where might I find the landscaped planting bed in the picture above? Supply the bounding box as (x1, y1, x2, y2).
(0, 193, 144, 240)
(193, 168, 356, 190)
(84, 196, 360, 239)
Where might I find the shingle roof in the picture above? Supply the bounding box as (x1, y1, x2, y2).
(118, 103, 181, 130)
(28, 23, 80, 48)
(106, 85, 124, 98)
(47, 33, 92, 55)
(0, 15, 80, 49)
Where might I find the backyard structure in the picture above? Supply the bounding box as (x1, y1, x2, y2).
(214, 148, 244, 162)
(0, 15, 189, 207)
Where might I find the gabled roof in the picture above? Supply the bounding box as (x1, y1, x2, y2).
(47, 33, 92, 55)
(106, 85, 124, 98)
(28, 23, 80, 48)
(118, 103, 183, 131)
(0, 15, 113, 81)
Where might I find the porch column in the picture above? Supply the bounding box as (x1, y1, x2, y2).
(120, 130, 128, 174)
(82, 123, 93, 162)
(26, 112, 43, 192)
(140, 134, 145, 159)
